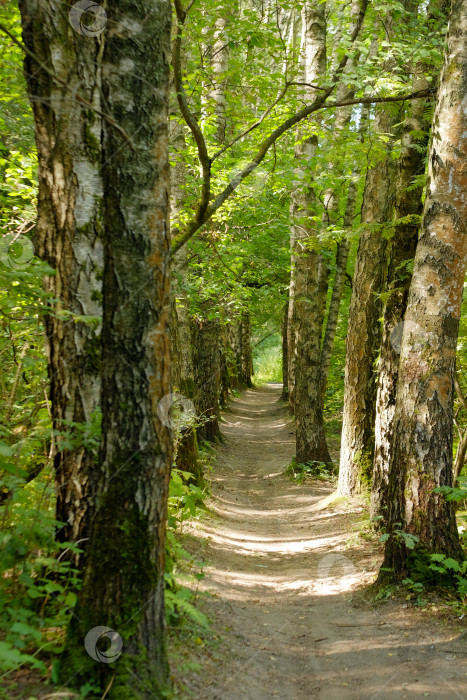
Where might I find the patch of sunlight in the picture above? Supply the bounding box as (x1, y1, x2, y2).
(199, 528, 341, 555)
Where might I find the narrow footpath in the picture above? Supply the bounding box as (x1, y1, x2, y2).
(180, 384, 467, 700)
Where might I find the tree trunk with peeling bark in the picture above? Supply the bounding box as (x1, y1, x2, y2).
(19, 0, 103, 563)
(170, 86, 202, 485)
(381, 0, 466, 577)
(63, 2, 173, 695)
(291, 1, 333, 465)
(338, 100, 399, 495)
(371, 88, 429, 520)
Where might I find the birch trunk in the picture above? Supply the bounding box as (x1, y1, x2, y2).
(170, 90, 202, 483)
(192, 315, 223, 443)
(381, 0, 466, 576)
(371, 88, 429, 520)
(292, 1, 333, 465)
(194, 5, 232, 426)
(338, 101, 398, 495)
(64, 2, 173, 695)
(19, 0, 103, 562)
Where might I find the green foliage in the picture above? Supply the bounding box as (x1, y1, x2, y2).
(433, 476, 467, 503)
(253, 335, 282, 383)
(285, 459, 337, 483)
(401, 578, 426, 606)
(430, 554, 467, 600)
(0, 465, 81, 676)
(165, 468, 209, 632)
(379, 527, 419, 550)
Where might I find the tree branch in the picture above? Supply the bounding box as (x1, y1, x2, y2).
(172, 82, 430, 253)
(211, 81, 290, 162)
(172, 0, 370, 252)
(172, 0, 212, 233)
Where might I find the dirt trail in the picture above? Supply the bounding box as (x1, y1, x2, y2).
(182, 384, 467, 700)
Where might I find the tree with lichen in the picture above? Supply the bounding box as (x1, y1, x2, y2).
(380, 0, 466, 579)
(18, 0, 104, 563)
(59, 0, 173, 696)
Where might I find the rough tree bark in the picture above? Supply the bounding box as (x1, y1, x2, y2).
(281, 296, 289, 400)
(291, 0, 333, 465)
(173, 248, 202, 485)
(62, 1, 173, 696)
(19, 0, 103, 562)
(338, 86, 399, 495)
(240, 313, 254, 387)
(381, 0, 466, 577)
(170, 85, 202, 485)
(192, 315, 223, 443)
(371, 0, 448, 520)
(314, 4, 364, 412)
(371, 85, 429, 520)
(192, 3, 232, 429)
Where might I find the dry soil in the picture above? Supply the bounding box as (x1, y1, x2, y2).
(179, 383, 467, 700)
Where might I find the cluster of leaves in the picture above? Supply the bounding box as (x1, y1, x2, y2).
(377, 478, 467, 604)
(165, 468, 209, 631)
(0, 462, 80, 676)
(286, 459, 338, 484)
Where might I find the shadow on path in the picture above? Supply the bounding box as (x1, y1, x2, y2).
(181, 384, 467, 700)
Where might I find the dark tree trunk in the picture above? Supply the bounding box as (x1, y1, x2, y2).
(170, 100, 202, 485)
(219, 326, 231, 408)
(19, 0, 103, 564)
(62, 2, 173, 696)
(281, 297, 289, 400)
(381, 0, 466, 577)
(240, 313, 254, 388)
(192, 316, 223, 443)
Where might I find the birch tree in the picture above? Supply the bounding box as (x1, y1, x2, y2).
(62, 1, 173, 695)
(18, 0, 104, 561)
(381, 0, 466, 577)
(338, 19, 400, 495)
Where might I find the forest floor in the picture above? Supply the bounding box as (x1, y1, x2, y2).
(174, 383, 467, 700)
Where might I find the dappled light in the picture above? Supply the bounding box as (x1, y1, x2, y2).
(180, 386, 467, 699)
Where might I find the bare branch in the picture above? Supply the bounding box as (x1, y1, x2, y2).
(327, 86, 433, 110)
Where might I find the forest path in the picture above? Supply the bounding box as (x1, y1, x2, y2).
(180, 384, 467, 700)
